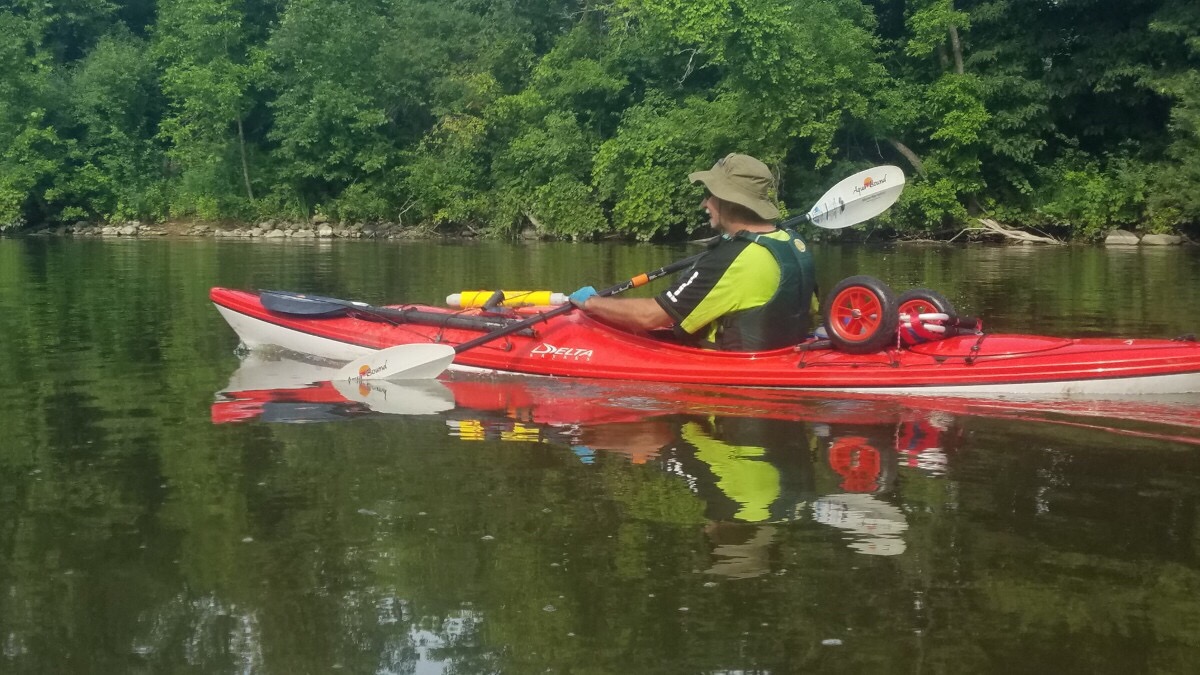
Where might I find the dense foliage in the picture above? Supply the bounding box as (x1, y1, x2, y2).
(1, 0, 1198, 240)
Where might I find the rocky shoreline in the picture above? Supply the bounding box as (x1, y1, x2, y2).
(8, 218, 458, 240)
(2, 220, 1192, 246)
(1101, 229, 1189, 246)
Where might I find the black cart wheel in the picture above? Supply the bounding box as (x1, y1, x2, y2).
(822, 276, 900, 354)
(897, 289, 956, 321)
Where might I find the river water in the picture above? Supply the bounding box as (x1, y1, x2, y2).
(3, 236, 1200, 674)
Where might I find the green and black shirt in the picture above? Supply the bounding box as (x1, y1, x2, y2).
(654, 229, 816, 351)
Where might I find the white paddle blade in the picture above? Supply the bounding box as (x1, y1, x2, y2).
(334, 344, 456, 382)
(806, 165, 906, 229)
(220, 352, 341, 393)
(330, 377, 455, 415)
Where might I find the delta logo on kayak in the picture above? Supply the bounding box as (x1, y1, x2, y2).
(531, 342, 594, 361)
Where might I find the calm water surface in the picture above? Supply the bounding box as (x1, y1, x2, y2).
(3, 237, 1200, 674)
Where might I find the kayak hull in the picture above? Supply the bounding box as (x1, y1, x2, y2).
(210, 287, 1200, 396)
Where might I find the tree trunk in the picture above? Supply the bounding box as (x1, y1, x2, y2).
(949, 24, 964, 75)
(887, 138, 927, 177)
(237, 116, 255, 201)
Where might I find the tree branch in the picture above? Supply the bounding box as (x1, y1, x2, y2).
(887, 138, 926, 177)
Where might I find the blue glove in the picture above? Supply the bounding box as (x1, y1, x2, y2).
(568, 285, 597, 307)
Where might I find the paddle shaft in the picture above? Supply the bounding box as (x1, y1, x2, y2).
(451, 251, 708, 353)
(260, 290, 535, 334)
(779, 212, 811, 229)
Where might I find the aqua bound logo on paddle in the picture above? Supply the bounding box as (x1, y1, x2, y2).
(852, 174, 887, 194)
(353, 362, 389, 380)
(531, 343, 594, 361)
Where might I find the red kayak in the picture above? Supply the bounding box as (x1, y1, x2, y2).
(210, 286, 1200, 396)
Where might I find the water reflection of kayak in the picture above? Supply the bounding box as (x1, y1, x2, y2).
(813, 494, 909, 556)
(214, 352, 1200, 446)
(212, 354, 1200, 563)
(214, 352, 455, 423)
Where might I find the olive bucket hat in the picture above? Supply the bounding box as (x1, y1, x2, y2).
(688, 153, 780, 220)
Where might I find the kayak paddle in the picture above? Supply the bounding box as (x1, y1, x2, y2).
(333, 253, 708, 381)
(335, 165, 907, 382)
(259, 289, 535, 334)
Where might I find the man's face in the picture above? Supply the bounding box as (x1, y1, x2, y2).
(701, 191, 724, 231)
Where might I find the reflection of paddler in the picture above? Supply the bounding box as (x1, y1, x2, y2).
(682, 421, 780, 522)
(679, 418, 814, 578)
(704, 522, 777, 579)
(678, 417, 814, 523)
(573, 419, 676, 464)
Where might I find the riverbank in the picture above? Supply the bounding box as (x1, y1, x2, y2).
(8, 219, 453, 240)
(3, 219, 1194, 246)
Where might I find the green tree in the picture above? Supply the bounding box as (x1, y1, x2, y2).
(1148, 0, 1200, 230)
(486, 23, 626, 237)
(0, 11, 69, 229)
(60, 33, 166, 221)
(154, 0, 267, 219)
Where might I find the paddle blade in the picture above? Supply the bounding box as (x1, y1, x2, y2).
(806, 165, 905, 230)
(335, 344, 456, 382)
(330, 377, 455, 415)
(259, 290, 353, 317)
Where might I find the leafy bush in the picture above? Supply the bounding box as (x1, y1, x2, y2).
(1033, 153, 1149, 239)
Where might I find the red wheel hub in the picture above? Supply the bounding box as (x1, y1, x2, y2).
(830, 287, 885, 342)
(899, 298, 937, 317)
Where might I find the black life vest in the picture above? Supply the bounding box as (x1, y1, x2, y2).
(713, 229, 817, 351)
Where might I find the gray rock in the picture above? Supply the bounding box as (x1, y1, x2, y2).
(317, 225, 334, 237)
(119, 225, 137, 236)
(264, 229, 286, 239)
(1104, 229, 1140, 245)
(1140, 233, 1183, 246)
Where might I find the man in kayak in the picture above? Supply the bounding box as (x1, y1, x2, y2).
(569, 153, 818, 351)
